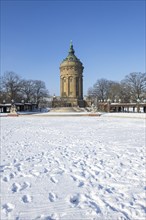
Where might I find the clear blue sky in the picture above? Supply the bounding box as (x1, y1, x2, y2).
(1, 0, 145, 96)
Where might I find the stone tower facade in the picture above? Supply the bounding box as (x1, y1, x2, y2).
(60, 42, 84, 107)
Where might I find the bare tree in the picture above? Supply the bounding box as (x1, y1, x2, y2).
(33, 80, 49, 107)
(87, 87, 94, 98)
(0, 76, 4, 102)
(122, 72, 146, 101)
(108, 81, 123, 101)
(119, 81, 132, 103)
(1, 72, 50, 106)
(91, 79, 111, 100)
(2, 71, 22, 102)
(88, 72, 146, 103)
(20, 79, 35, 102)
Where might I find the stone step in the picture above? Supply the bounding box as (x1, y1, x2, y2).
(50, 107, 85, 112)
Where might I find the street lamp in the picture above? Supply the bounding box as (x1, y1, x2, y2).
(21, 100, 24, 111)
(11, 99, 15, 109)
(137, 98, 140, 113)
(10, 99, 17, 114)
(107, 99, 111, 112)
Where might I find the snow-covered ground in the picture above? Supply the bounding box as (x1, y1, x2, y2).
(0, 114, 146, 220)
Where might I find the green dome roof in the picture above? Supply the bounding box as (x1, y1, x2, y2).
(62, 41, 82, 63)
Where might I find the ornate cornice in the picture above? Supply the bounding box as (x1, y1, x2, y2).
(60, 65, 83, 72)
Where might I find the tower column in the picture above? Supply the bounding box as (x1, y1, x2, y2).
(73, 77, 76, 97)
(60, 77, 63, 97)
(66, 76, 69, 97)
(81, 76, 83, 98)
(79, 77, 81, 98)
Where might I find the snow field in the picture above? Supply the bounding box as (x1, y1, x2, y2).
(0, 115, 146, 220)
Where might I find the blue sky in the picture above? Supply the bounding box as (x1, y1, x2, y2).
(1, 0, 145, 96)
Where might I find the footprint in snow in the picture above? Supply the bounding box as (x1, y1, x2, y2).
(0, 164, 11, 169)
(2, 203, 15, 215)
(21, 181, 31, 190)
(22, 195, 32, 203)
(14, 163, 23, 171)
(70, 174, 85, 187)
(50, 176, 58, 183)
(3, 172, 15, 182)
(30, 170, 40, 177)
(105, 187, 115, 194)
(71, 174, 85, 182)
(48, 192, 58, 202)
(11, 181, 30, 192)
(78, 181, 85, 187)
(69, 194, 82, 207)
(11, 183, 21, 192)
(44, 168, 49, 173)
(34, 213, 59, 220)
(88, 201, 101, 214)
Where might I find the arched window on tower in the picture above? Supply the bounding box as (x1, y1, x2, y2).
(62, 77, 66, 97)
(76, 77, 79, 97)
(69, 77, 73, 96)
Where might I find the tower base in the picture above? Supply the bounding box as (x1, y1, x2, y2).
(52, 97, 85, 108)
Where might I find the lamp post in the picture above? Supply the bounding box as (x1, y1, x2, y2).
(107, 98, 111, 112)
(10, 99, 17, 114)
(3, 100, 6, 113)
(21, 100, 24, 111)
(94, 96, 98, 111)
(96, 96, 98, 110)
(53, 94, 56, 108)
(137, 98, 140, 113)
(11, 99, 15, 110)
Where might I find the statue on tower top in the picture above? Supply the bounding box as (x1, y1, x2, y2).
(69, 40, 75, 54)
(70, 40, 73, 47)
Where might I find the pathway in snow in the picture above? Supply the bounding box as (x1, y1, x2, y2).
(0, 115, 146, 220)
